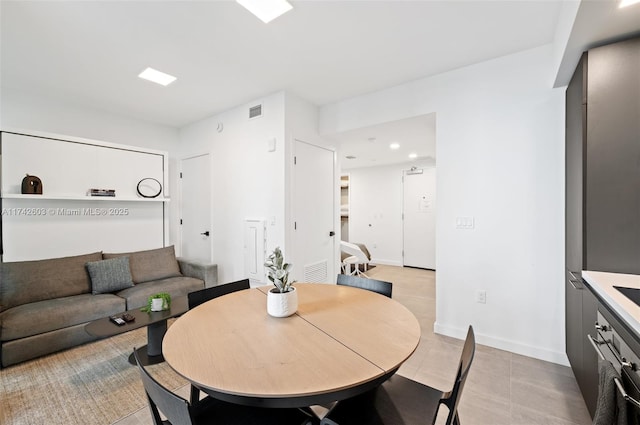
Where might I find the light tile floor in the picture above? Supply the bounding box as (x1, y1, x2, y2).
(114, 265, 592, 425)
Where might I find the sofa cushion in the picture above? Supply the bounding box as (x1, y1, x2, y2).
(0, 252, 103, 312)
(117, 276, 204, 310)
(103, 246, 182, 284)
(0, 293, 125, 341)
(86, 256, 134, 294)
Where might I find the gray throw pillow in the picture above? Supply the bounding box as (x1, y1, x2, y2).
(86, 257, 134, 295)
(103, 246, 182, 284)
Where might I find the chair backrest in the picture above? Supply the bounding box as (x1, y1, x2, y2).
(188, 278, 250, 309)
(336, 274, 393, 298)
(134, 348, 194, 425)
(340, 241, 370, 263)
(442, 325, 476, 425)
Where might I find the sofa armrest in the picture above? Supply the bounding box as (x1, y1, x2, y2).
(177, 258, 218, 288)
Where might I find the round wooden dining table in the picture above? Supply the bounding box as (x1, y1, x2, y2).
(162, 283, 421, 408)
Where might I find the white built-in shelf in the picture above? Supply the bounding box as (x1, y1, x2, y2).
(1, 193, 170, 202)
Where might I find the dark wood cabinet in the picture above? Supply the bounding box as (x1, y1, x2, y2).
(585, 37, 640, 274)
(566, 52, 591, 414)
(565, 37, 640, 417)
(581, 286, 599, 414)
(565, 53, 585, 277)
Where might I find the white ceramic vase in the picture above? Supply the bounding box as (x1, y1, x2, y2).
(267, 286, 298, 318)
(151, 298, 165, 312)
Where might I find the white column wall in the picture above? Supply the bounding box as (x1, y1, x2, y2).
(320, 45, 567, 364)
(178, 92, 286, 284)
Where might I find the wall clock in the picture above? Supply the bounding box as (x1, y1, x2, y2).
(137, 178, 162, 198)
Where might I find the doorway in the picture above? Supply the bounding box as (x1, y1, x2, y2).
(402, 167, 436, 269)
(292, 139, 336, 283)
(180, 153, 212, 263)
(333, 113, 436, 269)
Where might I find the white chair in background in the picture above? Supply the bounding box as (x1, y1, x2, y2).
(340, 241, 370, 277)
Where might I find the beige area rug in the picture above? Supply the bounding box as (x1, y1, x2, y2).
(0, 326, 187, 425)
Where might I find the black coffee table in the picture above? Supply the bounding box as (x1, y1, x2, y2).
(85, 296, 188, 365)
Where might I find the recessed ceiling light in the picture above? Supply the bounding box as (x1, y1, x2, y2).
(620, 0, 640, 7)
(390, 143, 400, 150)
(408, 153, 418, 159)
(236, 0, 293, 23)
(138, 67, 177, 86)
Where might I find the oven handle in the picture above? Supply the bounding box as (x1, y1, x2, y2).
(614, 377, 640, 411)
(588, 334, 606, 360)
(588, 335, 640, 412)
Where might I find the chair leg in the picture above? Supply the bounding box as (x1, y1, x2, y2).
(147, 394, 164, 425)
(452, 412, 460, 425)
(353, 267, 368, 278)
(190, 385, 200, 405)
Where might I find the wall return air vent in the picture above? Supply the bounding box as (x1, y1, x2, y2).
(249, 104, 263, 119)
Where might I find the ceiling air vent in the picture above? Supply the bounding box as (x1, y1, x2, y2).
(249, 104, 263, 120)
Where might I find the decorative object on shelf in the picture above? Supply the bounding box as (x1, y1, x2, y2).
(141, 293, 171, 312)
(136, 177, 162, 198)
(264, 247, 297, 317)
(88, 188, 116, 197)
(21, 174, 42, 195)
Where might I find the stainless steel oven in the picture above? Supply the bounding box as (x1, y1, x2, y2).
(590, 310, 640, 423)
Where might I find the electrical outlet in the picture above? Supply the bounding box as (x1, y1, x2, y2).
(476, 290, 486, 304)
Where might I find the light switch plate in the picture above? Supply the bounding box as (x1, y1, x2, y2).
(267, 138, 276, 152)
(456, 216, 475, 229)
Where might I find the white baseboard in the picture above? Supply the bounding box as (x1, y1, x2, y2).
(433, 322, 570, 366)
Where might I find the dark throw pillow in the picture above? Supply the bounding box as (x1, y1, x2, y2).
(87, 257, 134, 295)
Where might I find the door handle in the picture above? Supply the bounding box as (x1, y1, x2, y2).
(568, 271, 583, 289)
(569, 279, 583, 290)
(201, 231, 210, 236)
(329, 231, 335, 237)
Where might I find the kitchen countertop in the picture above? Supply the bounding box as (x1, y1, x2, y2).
(582, 270, 640, 336)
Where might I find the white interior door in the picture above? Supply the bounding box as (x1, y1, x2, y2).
(292, 140, 335, 283)
(180, 154, 212, 263)
(403, 168, 436, 269)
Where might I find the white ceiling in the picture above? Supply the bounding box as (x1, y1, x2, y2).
(332, 113, 436, 170)
(3, 1, 639, 170)
(1, 0, 563, 128)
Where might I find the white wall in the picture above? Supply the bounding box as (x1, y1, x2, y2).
(0, 88, 178, 151)
(346, 161, 436, 267)
(320, 45, 567, 365)
(178, 91, 286, 284)
(0, 88, 182, 249)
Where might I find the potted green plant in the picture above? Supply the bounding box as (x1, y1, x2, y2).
(141, 292, 171, 312)
(264, 247, 297, 317)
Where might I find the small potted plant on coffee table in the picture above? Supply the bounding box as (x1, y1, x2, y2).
(141, 292, 171, 313)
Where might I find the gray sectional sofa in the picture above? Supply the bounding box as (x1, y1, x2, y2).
(0, 245, 217, 367)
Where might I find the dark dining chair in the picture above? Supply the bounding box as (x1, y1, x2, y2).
(320, 326, 475, 425)
(187, 279, 250, 309)
(133, 348, 313, 425)
(186, 278, 250, 403)
(336, 274, 393, 298)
